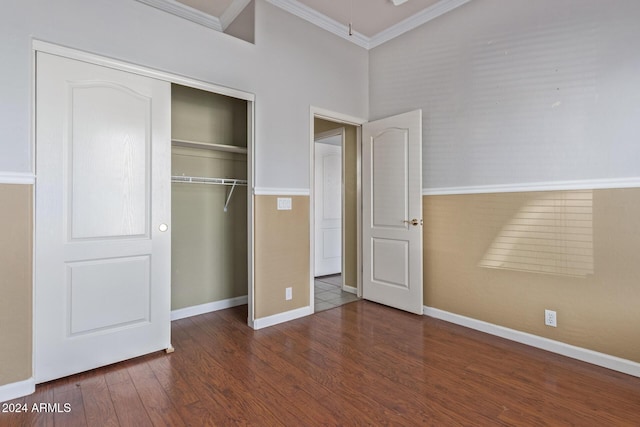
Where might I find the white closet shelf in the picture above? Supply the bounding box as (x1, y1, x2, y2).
(172, 138, 248, 154)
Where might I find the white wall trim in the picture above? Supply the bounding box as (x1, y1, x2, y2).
(369, 0, 472, 49)
(265, 0, 370, 49)
(0, 172, 35, 185)
(250, 306, 313, 330)
(220, 0, 252, 30)
(171, 296, 248, 321)
(311, 106, 367, 127)
(424, 306, 640, 378)
(422, 177, 640, 196)
(254, 187, 310, 196)
(134, 0, 223, 31)
(0, 378, 35, 403)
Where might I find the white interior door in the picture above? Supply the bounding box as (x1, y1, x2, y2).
(314, 137, 342, 277)
(362, 110, 423, 314)
(35, 52, 171, 383)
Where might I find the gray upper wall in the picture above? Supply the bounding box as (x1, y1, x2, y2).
(6, 0, 639, 190)
(369, 0, 640, 189)
(0, 0, 368, 189)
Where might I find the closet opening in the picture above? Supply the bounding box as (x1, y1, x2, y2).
(170, 83, 253, 324)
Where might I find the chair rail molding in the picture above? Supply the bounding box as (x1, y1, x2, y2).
(0, 172, 35, 185)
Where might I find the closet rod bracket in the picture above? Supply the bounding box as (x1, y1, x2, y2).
(224, 182, 238, 213)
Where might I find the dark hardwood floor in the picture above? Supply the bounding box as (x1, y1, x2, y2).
(3, 301, 640, 426)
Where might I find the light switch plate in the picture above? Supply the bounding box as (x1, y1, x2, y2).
(277, 197, 292, 210)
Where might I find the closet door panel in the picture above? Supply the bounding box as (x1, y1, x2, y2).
(69, 83, 150, 239)
(67, 256, 150, 335)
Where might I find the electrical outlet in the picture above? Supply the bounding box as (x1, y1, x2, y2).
(545, 309, 557, 327)
(285, 287, 292, 301)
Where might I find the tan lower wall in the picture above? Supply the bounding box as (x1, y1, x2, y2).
(254, 195, 310, 319)
(0, 184, 32, 386)
(424, 188, 640, 363)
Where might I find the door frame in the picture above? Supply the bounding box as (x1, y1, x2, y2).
(309, 107, 366, 311)
(32, 40, 258, 338)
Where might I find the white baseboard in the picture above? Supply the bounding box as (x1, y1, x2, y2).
(171, 295, 248, 321)
(250, 306, 313, 330)
(342, 285, 358, 295)
(0, 378, 35, 403)
(424, 306, 640, 378)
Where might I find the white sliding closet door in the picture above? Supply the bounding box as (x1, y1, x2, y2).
(35, 52, 172, 383)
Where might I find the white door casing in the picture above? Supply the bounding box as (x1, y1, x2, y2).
(314, 137, 342, 277)
(35, 52, 171, 383)
(362, 110, 423, 314)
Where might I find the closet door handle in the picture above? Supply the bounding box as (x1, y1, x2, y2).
(159, 223, 168, 232)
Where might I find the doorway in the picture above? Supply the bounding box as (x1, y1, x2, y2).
(312, 114, 361, 312)
(310, 107, 424, 316)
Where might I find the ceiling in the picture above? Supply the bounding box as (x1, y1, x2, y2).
(169, 0, 470, 48)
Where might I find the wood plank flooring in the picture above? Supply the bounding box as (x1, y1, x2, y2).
(3, 301, 640, 426)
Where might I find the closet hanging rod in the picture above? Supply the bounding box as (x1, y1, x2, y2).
(171, 175, 247, 186)
(172, 175, 247, 213)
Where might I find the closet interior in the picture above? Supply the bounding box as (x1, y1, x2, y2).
(171, 84, 249, 312)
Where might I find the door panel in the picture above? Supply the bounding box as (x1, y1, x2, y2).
(69, 83, 150, 239)
(35, 52, 171, 383)
(362, 110, 423, 314)
(372, 238, 409, 288)
(372, 129, 408, 228)
(68, 256, 151, 335)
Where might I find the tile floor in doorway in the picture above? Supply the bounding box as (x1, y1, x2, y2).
(314, 274, 360, 312)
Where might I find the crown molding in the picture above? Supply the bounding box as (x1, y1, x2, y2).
(369, 0, 472, 49)
(220, 0, 252, 30)
(136, 0, 471, 50)
(264, 0, 370, 49)
(135, 0, 469, 49)
(266, 0, 471, 50)
(134, 0, 223, 32)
